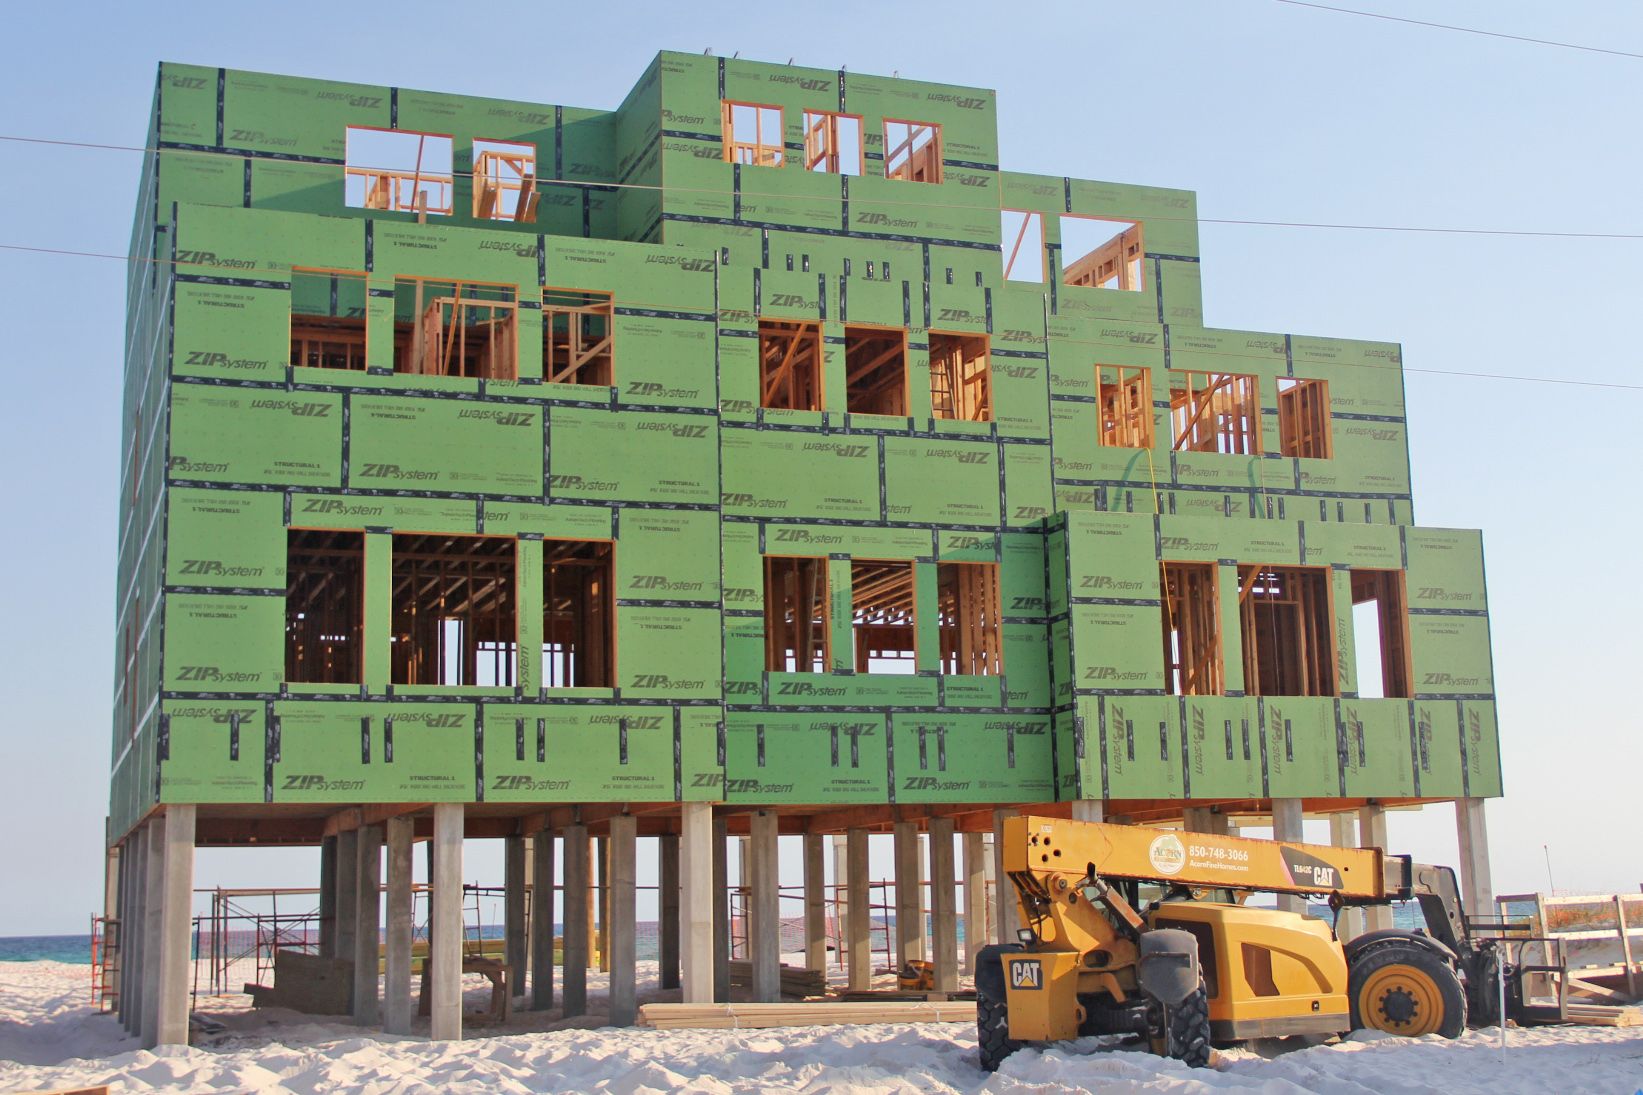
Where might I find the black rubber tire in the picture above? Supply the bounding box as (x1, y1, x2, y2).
(1161, 983, 1213, 1068)
(976, 981, 1023, 1073)
(1349, 939, 1467, 1039)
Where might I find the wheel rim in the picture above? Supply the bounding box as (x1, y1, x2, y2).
(1359, 964, 1444, 1036)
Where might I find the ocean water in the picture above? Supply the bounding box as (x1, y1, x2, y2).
(0, 935, 94, 964)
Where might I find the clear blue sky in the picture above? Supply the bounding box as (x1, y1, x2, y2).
(1, 1, 1638, 935)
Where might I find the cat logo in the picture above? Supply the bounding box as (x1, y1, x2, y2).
(1009, 958, 1043, 990)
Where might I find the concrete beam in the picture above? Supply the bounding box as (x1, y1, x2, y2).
(894, 820, 923, 966)
(352, 824, 383, 1025)
(679, 803, 715, 1004)
(748, 811, 780, 1003)
(992, 809, 1020, 944)
(1272, 799, 1305, 914)
(530, 828, 556, 1010)
(846, 827, 871, 991)
(504, 834, 527, 999)
(561, 824, 590, 1016)
(429, 803, 463, 1041)
(929, 817, 958, 994)
(1069, 800, 1104, 824)
(383, 816, 414, 1034)
(962, 831, 987, 976)
(803, 832, 826, 974)
(658, 833, 681, 991)
(609, 815, 638, 1026)
(1359, 803, 1393, 932)
(1456, 798, 1494, 919)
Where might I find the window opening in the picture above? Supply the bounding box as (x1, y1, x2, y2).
(803, 110, 863, 175)
(1350, 569, 1410, 699)
(1098, 366, 1154, 448)
(937, 562, 1002, 676)
(1000, 210, 1045, 282)
(1161, 562, 1222, 695)
(883, 119, 942, 183)
(1060, 215, 1144, 291)
(473, 139, 539, 223)
(844, 325, 907, 416)
(1170, 371, 1261, 454)
(391, 534, 517, 686)
(1277, 377, 1332, 459)
(721, 101, 785, 166)
(1237, 565, 1335, 697)
(928, 331, 991, 422)
(764, 556, 830, 672)
(392, 277, 517, 379)
(758, 319, 823, 410)
(543, 288, 615, 386)
(345, 127, 454, 216)
(286, 529, 364, 684)
(290, 269, 368, 371)
(851, 561, 916, 674)
(543, 540, 614, 688)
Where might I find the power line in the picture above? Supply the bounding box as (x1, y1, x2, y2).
(4, 133, 1642, 242)
(1, 240, 1636, 394)
(1272, 1, 1643, 61)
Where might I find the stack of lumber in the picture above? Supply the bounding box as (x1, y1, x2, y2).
(724, 960, 827, 997)
(639, 1000, 978, 1030)
(1565, 1002, 1643, 1027)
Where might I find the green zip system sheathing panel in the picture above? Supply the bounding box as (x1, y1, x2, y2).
(108, 55, 1501, 838)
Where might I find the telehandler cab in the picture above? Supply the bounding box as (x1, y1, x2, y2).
(975, 815, 1561, 1071)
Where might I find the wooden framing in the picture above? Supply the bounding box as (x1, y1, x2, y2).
(1350, 569, 1412, 699)
(393, 277, 518, 380)
(543, 539, 614, 689)
(927, 331, 991, 422)
(883, 119, 942, 184)
(344, 126, 454, 216)
(290, 268, 368, 371)
(764, 557, 830, 673)
(472, 139, 540, 223)
(802, 110, 863, 175)
(721, 101, 785, 167)
(1237, 565, 1336, 697)
(285, 529, 364, 684)
(758, 319, 823, 410)
(844, 325, 908, 416)
(1170, 370, 1262, 455)
(1061, 216, 1144, 291)
(937, 562, 1002, 676)
(390, 534, 518, 687)
(543, 288, 615, 386)
(1277, 377, 1333, 459)
(851, 561, 917, 673)
(1161, 562, 1222, 696)
(1001, 210, 1045, 282)
(1097, 365, 1153, 448)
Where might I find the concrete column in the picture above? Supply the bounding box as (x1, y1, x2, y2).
(712, 816, 730, 1002)
(1183, 807, 1212, 832)
(846, 827, 871, 991)
(1070, 800, 1104, 824)
(609, 815, 638, 1026)
(962, 831, 988, 975)
(893, 820, 923, 965)
(831, 835, 849, 974)
(659, 833, 681, 991)
(1456, 798, 1494, 919)
(151, 806, 195, 1048)
(383, 816, 414, 1034)
(139, 815, 164, 1047)
(561, 824, 589, 1016)
(429, 803, 463, 1041)
(128, 825, 150, 1035)
(1328, 813, 1364, 941)
(119, 827, 140, 1032)
(992, 809, 1020, 944)
(929, 817, 958, 994)
(679, 804, 715, 1003)
(503, 834, 527, 999)
(917, 833, 930, 961)
(749, 811, 780, 1002)
(803, 832, 826, 973)
(1272, 799, 1305, 914)
(352, 824, 383, 1025)
(1359, 803, 1393, 931)
(595, 836, 610, 973)
(334, 829, 359, 962)
(318, 834, 338, 958)
(530, 828, 555, 1010)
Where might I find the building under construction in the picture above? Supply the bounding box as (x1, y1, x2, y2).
(107, 52, 1502, 1046)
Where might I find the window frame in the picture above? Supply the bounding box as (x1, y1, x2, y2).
(843, 322, 910, 417)
(1169, 370, 1262, 455)
(763, 555, 832, 673)
(344, 125, 455, 216)
(290, 266, 370, 372)
(927, 330, 992, 422)
(721, 100, 787, 167)
(471, 137, 540, 223)
(1276, 377, 1333, 459)
(882, 118, 943, 184)
(802, 109, 864, 175)
(1097, 365, 1154, 449)
(1060, 215, 1145, 292)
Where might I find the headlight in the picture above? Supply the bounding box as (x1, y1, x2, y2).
(1017, 928, 1038, 946)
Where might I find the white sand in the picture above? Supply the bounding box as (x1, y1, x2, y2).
(3, 959, 1641, 1093)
